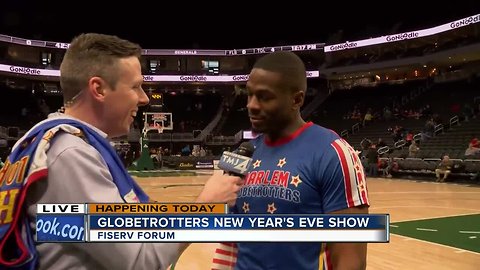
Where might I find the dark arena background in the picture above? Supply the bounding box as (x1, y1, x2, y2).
(0, 2, 479, 269)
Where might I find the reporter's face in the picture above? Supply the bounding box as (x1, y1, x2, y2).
(103, 57, 149, 137)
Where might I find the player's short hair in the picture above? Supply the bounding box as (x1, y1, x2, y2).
(253, 51, 307, 93)
(60, 33, 142, 104)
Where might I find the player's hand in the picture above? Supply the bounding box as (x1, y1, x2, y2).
(196, 171, 244, 206)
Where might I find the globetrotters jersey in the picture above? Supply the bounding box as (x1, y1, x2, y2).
(233, 122, 369, 270)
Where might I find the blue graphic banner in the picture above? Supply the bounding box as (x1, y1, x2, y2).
(88, 214, 388, 230)
(36, 215, 85, 242)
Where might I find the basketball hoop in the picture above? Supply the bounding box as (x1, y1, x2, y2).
(143, 111, 173, 134)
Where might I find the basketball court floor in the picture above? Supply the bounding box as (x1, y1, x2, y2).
(135, 172, 480, 269)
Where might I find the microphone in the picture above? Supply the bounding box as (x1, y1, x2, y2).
(218, 142, 255, 176)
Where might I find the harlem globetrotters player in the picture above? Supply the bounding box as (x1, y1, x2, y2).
(212, 51, 369, 270)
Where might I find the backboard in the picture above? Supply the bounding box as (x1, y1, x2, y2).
(143, 112, 173, 135)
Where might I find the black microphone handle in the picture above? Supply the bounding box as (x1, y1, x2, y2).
(225, 171, 245, 177)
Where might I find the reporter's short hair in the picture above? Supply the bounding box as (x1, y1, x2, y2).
(60, 33, 142, 103)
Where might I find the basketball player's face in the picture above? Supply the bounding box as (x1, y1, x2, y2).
(246, 68, 294, 135)
(102, 57, 149, 137)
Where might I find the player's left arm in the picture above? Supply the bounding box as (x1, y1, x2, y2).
(319, 138, 370, 270)
(327, 205, 368, 270)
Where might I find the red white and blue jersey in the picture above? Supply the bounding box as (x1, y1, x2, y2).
(233, 122, 369, 270)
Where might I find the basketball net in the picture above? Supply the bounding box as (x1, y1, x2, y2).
(154, 122, 164, 134)
(142, 122, 163, 138)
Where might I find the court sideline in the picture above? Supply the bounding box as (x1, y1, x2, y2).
(135, 175, 480, 270)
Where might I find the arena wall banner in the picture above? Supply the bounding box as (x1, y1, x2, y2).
(195, 160, 214, 169)
(176, 162, 195, 170)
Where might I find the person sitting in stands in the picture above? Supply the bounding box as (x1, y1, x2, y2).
(465, 136, 480, 157)
(435, 155, 453, 182)
(409, 140, 420, 158)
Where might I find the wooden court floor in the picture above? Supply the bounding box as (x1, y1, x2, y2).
(135, 173, 480, 270)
